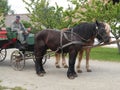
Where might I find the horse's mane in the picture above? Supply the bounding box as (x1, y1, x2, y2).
(67, 22, 97, 40)
(104, 23, 111, 33)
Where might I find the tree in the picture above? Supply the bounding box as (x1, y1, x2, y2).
(0, 0, 10, 16)
(23, 0, 120, 53)
(0, 0, 12, 27)
(69, 0, 120, 53)
(23, 0, 74, 32)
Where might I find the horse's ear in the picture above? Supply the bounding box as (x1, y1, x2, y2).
(95, 20, 99, 26)
(95, 20, 99, 29)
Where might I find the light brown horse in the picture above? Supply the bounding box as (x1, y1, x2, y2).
(55, 28, 69, 68)
(55, 23, 111, 73)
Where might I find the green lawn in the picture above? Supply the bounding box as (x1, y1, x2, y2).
(89, 47, 120, 62)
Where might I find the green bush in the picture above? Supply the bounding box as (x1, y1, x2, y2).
(21, 20, 31, 28)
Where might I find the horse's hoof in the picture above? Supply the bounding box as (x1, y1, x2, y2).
(42, 71, 46, 74)
(38, 73, 44, 77)
(68, 76, 75, 79)
(67, 72, 77, 79)
(77, 70, 82, 73)
(73, 73, 78, 77)
(56, 65, 61, 68)
(87, 69, 92, 72)
(64, 65, 68, 68)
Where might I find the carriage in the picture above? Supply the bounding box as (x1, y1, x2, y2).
(0, 27, 47, 71)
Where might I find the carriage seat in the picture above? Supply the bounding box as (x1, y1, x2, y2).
(6, 27, 17, 40)
(26, 33, 34, 45)
(0, 27, 7, 40)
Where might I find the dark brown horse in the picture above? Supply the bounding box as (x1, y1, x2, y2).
(55, 23, 111, 73)
(34, 21, 111, 79)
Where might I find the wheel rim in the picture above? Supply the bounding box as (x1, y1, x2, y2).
(0, 49, 7, 62)
(10, 50, 25, 71)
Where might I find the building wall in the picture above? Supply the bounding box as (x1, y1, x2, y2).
(5, 14, 30, 27)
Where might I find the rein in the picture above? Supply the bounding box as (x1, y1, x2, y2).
(83, 39, 120, 48)
(56, 41, 85, 53)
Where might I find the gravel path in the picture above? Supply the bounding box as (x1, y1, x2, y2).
(0, 49, 120, 90)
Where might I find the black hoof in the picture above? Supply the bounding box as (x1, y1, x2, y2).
(42, 70, 46, 74)
(37, 72, 44, 77)
(73, 73, 78, 77)
(37, 70, 46, 77)
(68, 75, 75, 79)
(67, 72, 78, 79)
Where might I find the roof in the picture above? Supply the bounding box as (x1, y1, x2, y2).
(5, 14, 30, 27)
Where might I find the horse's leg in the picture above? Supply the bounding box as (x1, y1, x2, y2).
(62, 53, 68, 68)
(34, 42, 47, 76)
(55, 53, 61, 68)
(67, 50, 78, 79)
(76, 49, 84, 73)
(85, 48, 92, 72)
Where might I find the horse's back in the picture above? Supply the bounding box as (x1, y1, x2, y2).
(73, 22, 95, 32)
(35, 29, 61, 51)
(35, 29, 60, 40)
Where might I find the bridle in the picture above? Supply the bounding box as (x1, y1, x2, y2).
(96, 26, 111, 43)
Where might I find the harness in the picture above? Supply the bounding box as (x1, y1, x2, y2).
(56, 25, 106, 53)
(56, 28, 93, 53)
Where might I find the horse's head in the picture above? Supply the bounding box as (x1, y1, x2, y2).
(95, 21, 111, 43)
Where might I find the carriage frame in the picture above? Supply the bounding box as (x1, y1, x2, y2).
(0, 27, 48, 70)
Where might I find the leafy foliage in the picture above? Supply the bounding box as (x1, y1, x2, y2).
(0, 0, 10, 16)
(0, 0, 12, 27)
(23, 0, 75, 31)
(23, 0, 120, 52)
(21, 20, 32, 28)
(69, 0, 120, 53)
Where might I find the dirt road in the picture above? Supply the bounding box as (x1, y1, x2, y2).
(0, 49, 120, 90)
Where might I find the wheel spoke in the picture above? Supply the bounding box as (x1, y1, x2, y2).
(11, 50, 25, 71)
(0, 49, 7, 62)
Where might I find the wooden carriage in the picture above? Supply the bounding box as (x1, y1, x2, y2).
(0, 27, 47, 71)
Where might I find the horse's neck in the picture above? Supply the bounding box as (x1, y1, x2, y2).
(73, 23, 97, 42)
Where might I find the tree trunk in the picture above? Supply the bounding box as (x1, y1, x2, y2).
(111, 32, 120, 54)
(116, 40, 120, 54)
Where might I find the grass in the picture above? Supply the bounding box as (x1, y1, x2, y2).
(89, 47, 120, 62)
(0, 86, 26, 90)
(51, 47, 120, 62)
(11, 87, 27, 90)
(0, 81, 26, 90)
